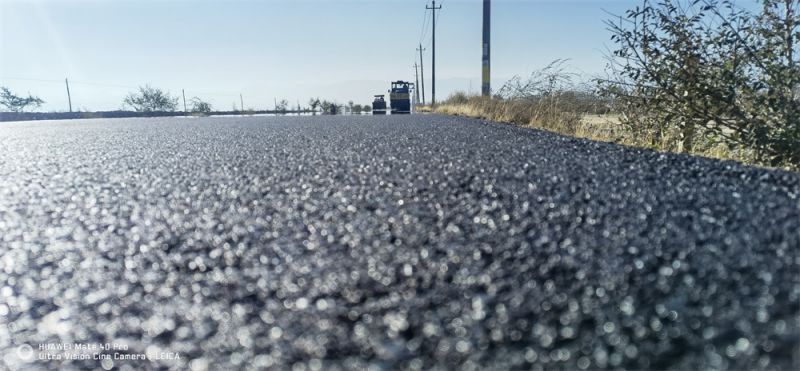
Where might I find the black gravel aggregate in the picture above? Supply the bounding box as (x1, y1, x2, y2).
(0, 115, 798, 370)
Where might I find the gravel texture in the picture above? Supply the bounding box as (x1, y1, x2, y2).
(0, 115, 798, 370)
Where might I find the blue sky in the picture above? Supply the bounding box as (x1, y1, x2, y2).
(2, 0, 651, 111)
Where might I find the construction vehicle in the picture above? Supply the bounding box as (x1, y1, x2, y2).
(372, 95, 387, 115)
(389, 81, 411, 114)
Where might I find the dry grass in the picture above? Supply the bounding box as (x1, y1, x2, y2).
(431, 97, 777, 169)
(431, 96, 607, 140)
(415, 105, 433, 113)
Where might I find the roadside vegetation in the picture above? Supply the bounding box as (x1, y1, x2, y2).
(189, 97, 213, 115)
(123, 85, 179, 112)
(433, 0, 799, 170)
(433, 59, 610, 139)
(0, 82, 369, 120)
(0, 86, 44, 113)
(308, 98, 372, 115)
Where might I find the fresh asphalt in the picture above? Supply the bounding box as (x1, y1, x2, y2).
(0, 115, 798, 370)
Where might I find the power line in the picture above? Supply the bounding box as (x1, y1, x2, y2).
(1, 76, 241, 97)
(187, 91, 241, 97)
(0, 76, 136, 89)
(424, 0, 447, 50)
(0, 77, 63, 84)
(415, 6, 432, 68)
(71, 81, 137, 89)
(418, 8, 430, 46)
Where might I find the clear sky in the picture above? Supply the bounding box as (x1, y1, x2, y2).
(1, 0, 653, 112)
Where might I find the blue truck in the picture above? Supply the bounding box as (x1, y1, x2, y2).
(389, 81, 411, 114)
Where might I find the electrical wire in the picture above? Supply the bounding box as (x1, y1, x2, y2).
(422, 0, 443, 50)
(1, 76, 241, 97)
(418, 8, 430, 46)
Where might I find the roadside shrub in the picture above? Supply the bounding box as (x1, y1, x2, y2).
(123, 85, 179, 112)
(443, 91, 470, 105)
(439, 61, 609, 136)
(601, 0, 800, 167)
(190, 97, 212, 114)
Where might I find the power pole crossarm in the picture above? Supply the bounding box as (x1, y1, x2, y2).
(426, 0, 442, 106)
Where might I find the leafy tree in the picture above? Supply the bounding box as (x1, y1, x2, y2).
(320, 100, 332, 114)
(123, 85, 179, 112)
(0, 86, 44, 112)
(601, 0, 800, 166)
(353, 104, 363, 114)
(277, 99, 289, 112)
(190, 97, 212, 114)
(309, 98, 321, 115)
(363, 104, 372, 113)
(320, 100, 341, 115)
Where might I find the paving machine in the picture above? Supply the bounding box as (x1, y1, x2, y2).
(372, 95, 387, 115)
(389, 81, 411, 114)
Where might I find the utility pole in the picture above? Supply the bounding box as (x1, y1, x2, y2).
(482, 0, 491, 96)
(65, 78, 72, 113)
(417, 44, 426, 105)
(182, 89, 187, 113)
(240, 94, 244, 112)
(413, 63, 421, 106)
(426, 0, 442, 106)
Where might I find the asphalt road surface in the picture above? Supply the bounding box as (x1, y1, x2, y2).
(0, 115, 798, 370)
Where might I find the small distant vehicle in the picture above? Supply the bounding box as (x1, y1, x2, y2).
(372, 95, 387, 115)
(389, 81, 411, 114)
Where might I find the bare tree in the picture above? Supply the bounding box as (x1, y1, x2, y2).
(0, 86, 44, 113)
(190, 97, 212, 114)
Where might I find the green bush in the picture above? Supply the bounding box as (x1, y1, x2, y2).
(601, 0, 800, 167)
